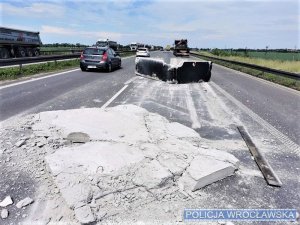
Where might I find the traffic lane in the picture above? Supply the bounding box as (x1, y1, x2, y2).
(0, 56, 135, 121)
(107, 77, 300, 213)
(211, 64, 300, 145)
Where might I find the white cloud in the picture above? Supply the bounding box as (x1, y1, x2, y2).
(41, 25, 123, 41)
(1, 2, 65, 18)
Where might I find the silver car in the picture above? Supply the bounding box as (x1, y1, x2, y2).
(80, 47, 121, 72)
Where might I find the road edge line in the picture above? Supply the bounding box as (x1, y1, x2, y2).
(211, 81, 300, 156)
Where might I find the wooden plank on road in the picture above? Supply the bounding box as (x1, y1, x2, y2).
(237, 126, 282, 187)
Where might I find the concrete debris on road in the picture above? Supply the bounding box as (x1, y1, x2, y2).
(31, 104, 239, 224)
(15, 139, 26, 147)
(0, 196, 13, 207)
(66, 132, 90, 143)
(16, 197, 34, 209)
(1, 209, 9, 219)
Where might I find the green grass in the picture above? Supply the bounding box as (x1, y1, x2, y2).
(0, 59, 80, 80)
(232, 51, 299, 61)
(192, 52, 300, 91)
(197, 51, 300, 73)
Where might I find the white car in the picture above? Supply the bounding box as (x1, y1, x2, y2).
(136, 48, 150, 57)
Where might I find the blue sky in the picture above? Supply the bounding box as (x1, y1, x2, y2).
(1, 0, 299, 49)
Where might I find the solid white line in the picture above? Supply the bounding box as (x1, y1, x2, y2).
(185, 86, 201, 129)
(0, 68, 80, 90)
(101, 85, 129, 109)
(211, 81, 300, 156)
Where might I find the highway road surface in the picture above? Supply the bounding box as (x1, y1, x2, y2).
(1, 51, 299, 146)
(0, 51, 299, 224)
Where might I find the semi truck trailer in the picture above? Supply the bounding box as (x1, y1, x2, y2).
(0, 27, 42, 59)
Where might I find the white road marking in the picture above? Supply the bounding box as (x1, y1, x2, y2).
(211, 81, 300, 156)
(0, 55, 136, 90)
(124, 76, 138, 85)
(101, 85, 129, 109)
(0, 68, 80, 90)
(185, 86, 201, 129)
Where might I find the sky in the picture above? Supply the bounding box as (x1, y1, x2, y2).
(1, 0, 299, 49)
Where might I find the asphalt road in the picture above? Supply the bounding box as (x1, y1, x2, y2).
(1, 52, 299, 145)
(1, 51, 300, 224)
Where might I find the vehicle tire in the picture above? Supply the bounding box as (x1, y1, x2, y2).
(118, 60, 122, 69)
(81, 66, 87, 71)
(107, 63, 112, 72)
(33, 48, 40, 57)
(0, 48, 10, 59)
(27, 48, 33, 57)
(18, 47, 26, 57)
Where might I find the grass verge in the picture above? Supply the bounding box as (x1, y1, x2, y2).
(196, 51, 300, 73)
(0, 53, 136, 81)
(193, 53, 300, 91)
(0, 59, 80, 80)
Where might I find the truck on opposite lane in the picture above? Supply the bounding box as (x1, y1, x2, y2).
(0, 27, 42, 59)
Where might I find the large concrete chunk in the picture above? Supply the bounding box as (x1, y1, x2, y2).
(33, 104, 240, 224)
(46, 142, 145, 176)
(132, 160, 173, 189)
(33, 105, 151, 144)
(179, 155, 238, 191)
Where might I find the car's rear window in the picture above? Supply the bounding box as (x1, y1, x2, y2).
(84, 48, 105, 55)
(138, 48, 147, 51)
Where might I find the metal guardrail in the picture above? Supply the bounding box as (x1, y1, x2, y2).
(0, 54, 81, 67)
(0, 50, 136, 67)
(190, 52, 300, 80)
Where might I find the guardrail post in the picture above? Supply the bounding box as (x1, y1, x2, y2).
(19, 64, 23, 76)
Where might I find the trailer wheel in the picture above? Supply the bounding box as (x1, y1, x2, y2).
(0, 48, 10, 59)
(33, 48, 40, 57)
(27, 48, 33, 57)
(18, 47, 26, 57)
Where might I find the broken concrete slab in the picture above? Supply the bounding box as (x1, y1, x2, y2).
(33, 104, 239, 224)
(1, 209, 8, 219)
(0, 196, 13, 207)
(33, 106, 151, 144)
(132, 159, 173, 189)
(74, 205, 95, 224)
(16, 197, 34, 208)
(15, 139, 26, 147)
(178, 155, 237, 191)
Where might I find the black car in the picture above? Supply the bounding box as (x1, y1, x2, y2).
(80, 47, 121, 72)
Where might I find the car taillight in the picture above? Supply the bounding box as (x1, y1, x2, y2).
(102, 52, 108, 61)
(80, 52, 84, 60)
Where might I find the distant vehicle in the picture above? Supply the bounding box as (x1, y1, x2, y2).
(136, 48, 150, 57)
(165, 45, 171, 51)
(96, 39, 118, 51)
(130, 42, 138, 51)
(0, 26, 42, 59)
(173, 39, 189, 56)
(80, 46, 121, 72)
